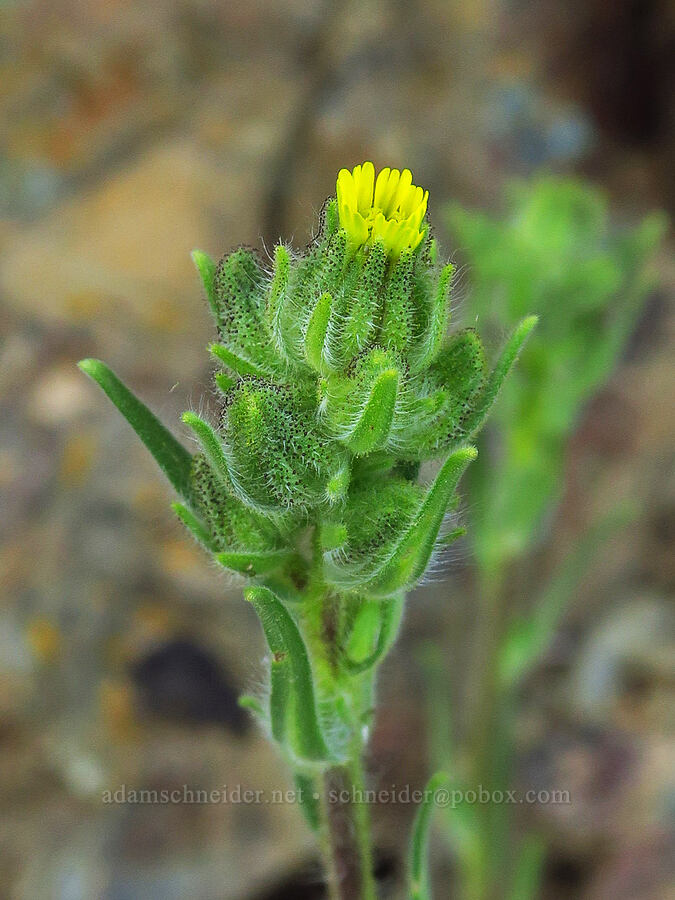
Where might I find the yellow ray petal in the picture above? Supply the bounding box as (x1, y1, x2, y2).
(356, 161, 375, 215)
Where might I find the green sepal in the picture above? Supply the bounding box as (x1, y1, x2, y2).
(171, 501, 219, 552)
(216, 548, 292, 577)
(363, 447, 477, 596)
(408, 771, 451, 900)
(322, 197, 339, 236)
(78, 359, 193, 500)
(245, 586, 330, 762)
(189, 454, 284, 555)
(191, 249, 217, 318)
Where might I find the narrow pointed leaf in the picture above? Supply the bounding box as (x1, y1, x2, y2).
(181, 411, 231, 490)
(336, 240, 386, 364)
(171, 501, 218, 552)
(267, 244, 291, 350)
(381, 250, 415, 354)
(78, 359, 192, 499)
(294, 772, 321, 832)
(409, 771, 451, 900)
(191, 249, 217, 318)
(411, 262, 454, 373)
(365, 447, 477, 596)
(245, 586, 330, 762)
(216, 548, 291, 577)
(209, 342, 268, 378)
(304, 291, 333, 370)
(347, 368, 400, 455)
(463, 316, 538, 436)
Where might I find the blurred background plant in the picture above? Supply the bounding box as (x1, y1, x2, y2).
(423, 178, 666, 900)
(1, 1, 672, 898)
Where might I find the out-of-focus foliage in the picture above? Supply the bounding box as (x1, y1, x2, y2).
(448, 177, 666, 575)
(430, 178, 667, 900)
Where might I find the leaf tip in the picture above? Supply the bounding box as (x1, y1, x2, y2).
(458, 445, 478, 463)
(77, 358, 102, 378)
(520, 314, 539, 335)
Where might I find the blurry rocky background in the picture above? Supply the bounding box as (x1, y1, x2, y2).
(0, 1, 672, 898)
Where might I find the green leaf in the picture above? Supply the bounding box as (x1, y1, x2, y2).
(245, 586, 330, 762)
(209, 342, 268, 378)
(269, 652, 291, 744)
(463, 315, 538, 437)
(216, 548, 292, 577)
(408, 771, 450, 900)
(191, 249, 217, 318)
(411, 262, 454, 373)
(381, 249, 416, 354)
(304, 291, 333, 371)
(293, 771, 321, 832)
(365, 447, 477, 596)
(343, 594, 405, 674)
(171, 502, 218, 552)
(335, 240, 386, 365)
(347, 367, 400, 455)
(267, 244, 291, 351)
(346, 601, 381, 663)
(181, 411, 231, 491)
(78, 359, 192, 499)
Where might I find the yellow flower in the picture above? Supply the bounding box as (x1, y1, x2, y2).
(336, 162, 429, 256)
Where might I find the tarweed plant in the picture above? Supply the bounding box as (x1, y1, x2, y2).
(79, 162, 536, 899)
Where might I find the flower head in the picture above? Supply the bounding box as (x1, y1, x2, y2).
(336, 162, 429, 257)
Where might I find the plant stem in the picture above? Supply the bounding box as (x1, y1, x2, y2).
(321, 754, 376, 900)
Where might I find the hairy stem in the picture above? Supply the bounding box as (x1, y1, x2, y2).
(321, 755, 376, 900)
